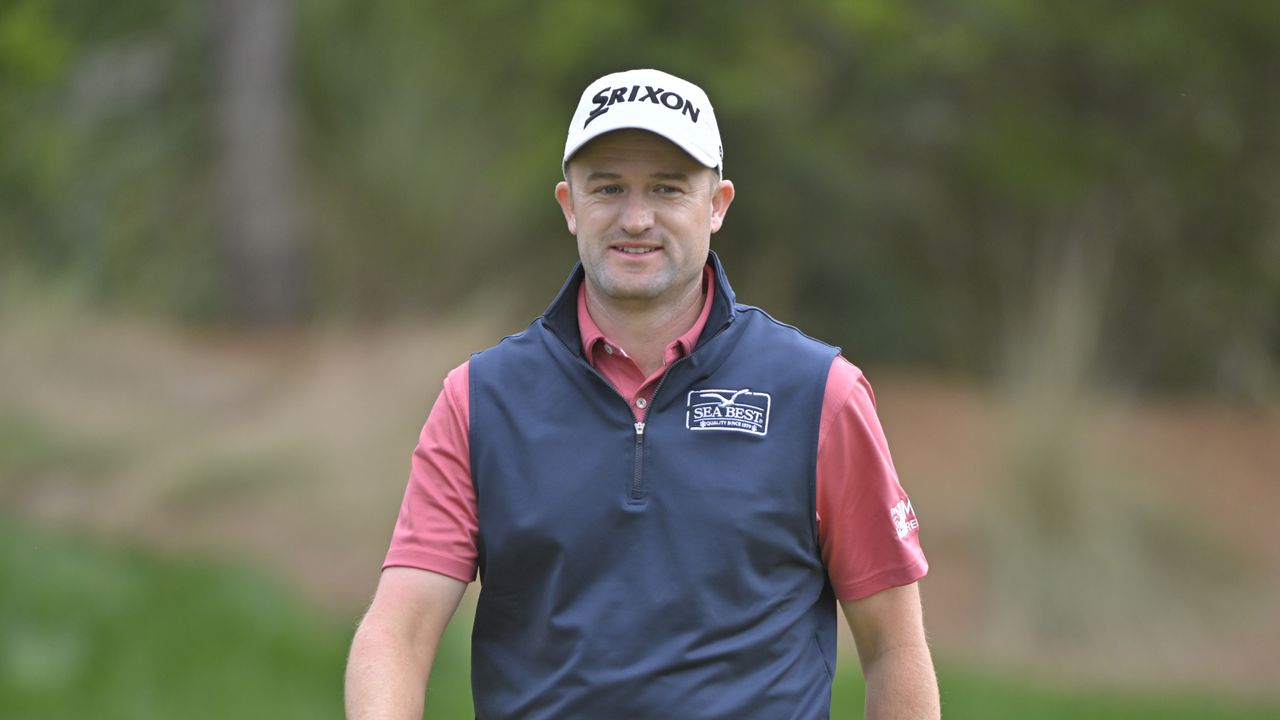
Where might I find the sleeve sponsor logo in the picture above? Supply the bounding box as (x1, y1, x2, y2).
(890, 499, 919, 540)
(686, 388, 771, 437)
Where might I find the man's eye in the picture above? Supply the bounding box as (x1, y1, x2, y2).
(595, 185, 622, 195)
(655, 185, 682, 195)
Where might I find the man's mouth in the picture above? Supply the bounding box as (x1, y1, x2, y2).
(612, 245, 660, 255)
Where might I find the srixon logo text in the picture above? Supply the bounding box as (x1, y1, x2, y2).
(585, 85, 702, 127)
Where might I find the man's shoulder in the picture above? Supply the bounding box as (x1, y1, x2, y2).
(470, 317, 548, 359)
(733, 302, 841, 356)
(466, 315, 567, 385)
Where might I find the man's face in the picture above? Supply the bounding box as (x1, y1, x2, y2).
(555, 129, 734, 309)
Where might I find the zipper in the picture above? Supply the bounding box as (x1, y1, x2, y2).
(544, 331, 654, 501)
(629, 360, 681, 503)
(631, 421, 646, 502)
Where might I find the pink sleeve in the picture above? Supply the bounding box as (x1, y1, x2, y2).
(817, 356, 928, 600)
(382, 361, 479, 583)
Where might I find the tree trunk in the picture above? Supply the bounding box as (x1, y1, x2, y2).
(213, 0, 305, 324)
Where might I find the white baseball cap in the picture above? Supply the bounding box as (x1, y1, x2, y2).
(563, 69, 723, 177)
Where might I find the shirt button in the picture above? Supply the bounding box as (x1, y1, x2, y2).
(636, 397, 648, 409)
(603, 344, 614, 354)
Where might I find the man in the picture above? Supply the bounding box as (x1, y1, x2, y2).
(346, 68, 939, 719)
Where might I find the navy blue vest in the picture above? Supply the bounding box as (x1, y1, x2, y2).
(468, 253, 840, 719)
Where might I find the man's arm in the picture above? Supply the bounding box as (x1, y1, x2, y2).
(345, 567, 467, 720)
(841, 582, 940, 720)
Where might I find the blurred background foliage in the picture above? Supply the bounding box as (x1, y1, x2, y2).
(5, 0, 1277, 395)
(4, 1, 1280, 717)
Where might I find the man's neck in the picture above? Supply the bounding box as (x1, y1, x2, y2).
(584, 280, 705, 377)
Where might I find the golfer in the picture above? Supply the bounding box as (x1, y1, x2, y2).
(346, 68, 939, 719)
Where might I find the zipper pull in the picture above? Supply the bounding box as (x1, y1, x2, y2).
(634, 422, 645, 436)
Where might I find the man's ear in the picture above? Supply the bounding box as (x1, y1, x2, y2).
(709, 179, 735, 234)
(554, 181, 577, 235)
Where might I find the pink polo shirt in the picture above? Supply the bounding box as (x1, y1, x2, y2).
(385, 270, 927, 601)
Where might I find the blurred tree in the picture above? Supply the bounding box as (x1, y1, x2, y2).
(2, 0, 1277, 395)
(213, 0, 305, 324)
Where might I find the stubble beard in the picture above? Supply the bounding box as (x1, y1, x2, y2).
(585, 243, 705, 308)
(590, 266, 674, 304)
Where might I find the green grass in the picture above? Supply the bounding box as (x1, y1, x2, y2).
(3, 519, 1276, 719)
(0, 520, 350, 720)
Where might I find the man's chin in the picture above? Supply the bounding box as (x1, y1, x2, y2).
(597, 284, 664, 303)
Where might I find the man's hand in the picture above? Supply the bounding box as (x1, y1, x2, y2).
(841, 582, 940, 720)
(345, 567, 467, 720)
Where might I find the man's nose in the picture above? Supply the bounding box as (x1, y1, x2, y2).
(618, 193, 654, 235)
